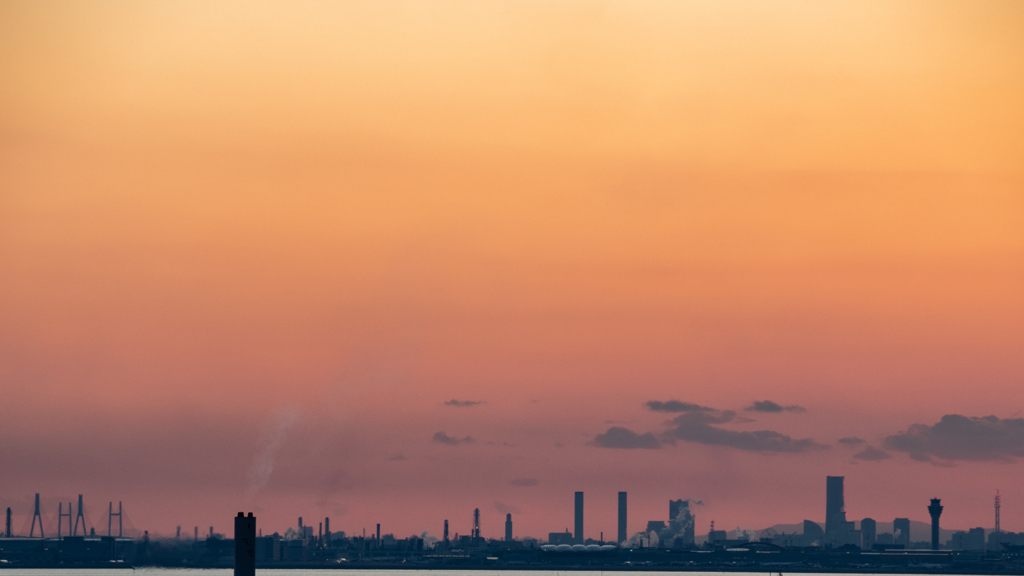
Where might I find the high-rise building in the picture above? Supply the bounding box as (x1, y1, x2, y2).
(617, 492, 627, 544)
(825, 476, 856, 546)
(861, 518, 876, 550)
(928, 498, 943, 550)
(893, 518, 910, 548)
(825, 477, 846, 533)
(574, 492, 584, 544)
(505, 513, 513, 542)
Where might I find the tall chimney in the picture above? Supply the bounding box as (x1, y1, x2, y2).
(234, 512, 256, 576)
(617, 492, 627, 544)
(574, 492, 584, 544)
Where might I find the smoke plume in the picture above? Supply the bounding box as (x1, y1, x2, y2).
(246, 407, 300, 498)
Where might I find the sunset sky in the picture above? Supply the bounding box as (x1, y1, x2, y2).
(1, 0, 1023, 541)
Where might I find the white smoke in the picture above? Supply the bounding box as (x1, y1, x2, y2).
(623, 530, 659, 548)
(421, 530, 438, 549)
(246, 407, 300, 498)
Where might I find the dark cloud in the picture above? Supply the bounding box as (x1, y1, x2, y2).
(663, 411, 827, 453)
(387, 454, 406, 461)
(591, 426, 661, 449)
(509, 478, 539, 487)
(853, 446, 891, 461)
(443, 399, 482, 407)
(432, 431, 474, 445)
(838, 437, 866, 445)
(883, 414, 1024, 462)
(746, 400, 806, 413)
(493, 501, 520, 515)
(646, 400, 713, 413)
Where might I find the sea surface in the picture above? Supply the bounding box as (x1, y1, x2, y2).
(0, 570, 965, 576)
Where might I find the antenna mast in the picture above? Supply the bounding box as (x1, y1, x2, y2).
(995, 490, 1001, 533)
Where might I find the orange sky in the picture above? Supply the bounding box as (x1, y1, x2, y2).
(1, 0, 1023, 541)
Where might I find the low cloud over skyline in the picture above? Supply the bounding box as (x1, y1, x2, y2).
(663, 410, 827, 453)
(645, 400, 713, 413)
(443, 399, 483, 407)
(884, 415, 1024, 462)
(594, 400, 827, 453)
(432, 431, 475, 445)
(746, 400, 806, 413)
(838, 437, 866, 445)
(590, 426, 660, 449)
(853, 446, 891, 461)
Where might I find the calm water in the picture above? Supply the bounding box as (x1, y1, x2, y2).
(0, 571, 959, 576)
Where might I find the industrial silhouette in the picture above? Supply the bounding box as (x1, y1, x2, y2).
(1, 478, 1022, 573)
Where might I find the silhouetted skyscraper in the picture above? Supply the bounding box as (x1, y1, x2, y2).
(825, 476, 855, 546)
(505, 513, 513, 542)
(618, 492, 627, 544)
(825, 477, 846, 534)
(861, 518, 876, 550)
(928, 498, 943, 550)
(574, 492, 584, 544)
(894, 518, 910, 548)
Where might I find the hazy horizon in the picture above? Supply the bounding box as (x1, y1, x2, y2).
(1, 0, 1022, 543)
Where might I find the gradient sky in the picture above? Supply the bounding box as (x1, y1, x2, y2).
(1, 0, 1023, 542)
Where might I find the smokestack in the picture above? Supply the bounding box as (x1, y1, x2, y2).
(5, 507, 11, 538)
(928, 499, 943, 550)
(505, 513, 513, 542)
(325, 517, 331, 546)
(574, 492, 584, 544)
(195, 526, 198, 540)
(618, 492, 627, 544)
(443, 520, 449, 544)
(376, 523, 380, 541)
(473, 508, 480, 538)
(234, 512, 256, 576)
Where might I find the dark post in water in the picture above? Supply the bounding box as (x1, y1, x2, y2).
(234, 512, 256, 576)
